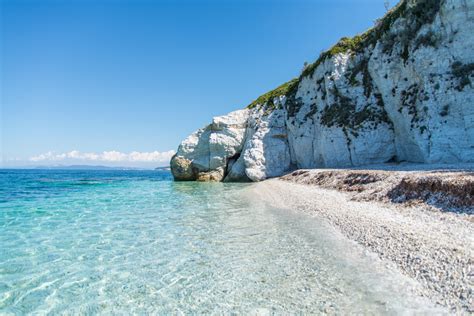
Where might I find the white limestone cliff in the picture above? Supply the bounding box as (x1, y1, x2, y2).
(171, 0, 474, 182)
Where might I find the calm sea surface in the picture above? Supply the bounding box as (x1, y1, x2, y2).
(0, 169, 440, 314)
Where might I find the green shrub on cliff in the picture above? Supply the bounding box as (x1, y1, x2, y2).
(246, 0, 444, 114)
(247, 78, 298, 109)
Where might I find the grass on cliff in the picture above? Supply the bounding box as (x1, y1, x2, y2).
(302, 0, 441, 78)
(246, 0, 443, 110)
(247, 78, 298, 109)
(300, 0, 409, 79)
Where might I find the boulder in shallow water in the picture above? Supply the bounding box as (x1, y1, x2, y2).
(171, 109, 249, 181)
(170, 155, 195, 181)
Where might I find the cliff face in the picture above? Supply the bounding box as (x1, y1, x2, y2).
(171, 0, 474, 182)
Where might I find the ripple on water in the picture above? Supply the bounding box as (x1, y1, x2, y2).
(0, 170, 443, 314)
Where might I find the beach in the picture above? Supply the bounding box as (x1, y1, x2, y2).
(251, 165, 473, 312)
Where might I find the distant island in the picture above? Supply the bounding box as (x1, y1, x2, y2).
(33, 165, 154, 171)
(155, 166, 171, 171)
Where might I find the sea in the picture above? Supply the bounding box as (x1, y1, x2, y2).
(0, 169, 442, 314)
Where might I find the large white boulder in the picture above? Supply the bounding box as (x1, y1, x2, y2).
(171, 109, 249, 181)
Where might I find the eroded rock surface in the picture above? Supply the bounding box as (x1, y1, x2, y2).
(171, 109, 249, 181)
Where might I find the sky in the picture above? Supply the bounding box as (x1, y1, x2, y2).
(1, 0, 392, 168)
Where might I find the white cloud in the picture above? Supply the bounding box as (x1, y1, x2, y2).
(29, 150, 175, 165)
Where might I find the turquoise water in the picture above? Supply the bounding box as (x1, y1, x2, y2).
(0, 169, 439, 314)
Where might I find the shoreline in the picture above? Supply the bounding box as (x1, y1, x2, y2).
(252, 167, 473, 312)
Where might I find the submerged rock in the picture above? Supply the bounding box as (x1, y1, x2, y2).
(172, 0, 474, 182)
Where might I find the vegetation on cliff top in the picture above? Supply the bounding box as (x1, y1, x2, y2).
(246, 0, 443, 110)
(247, 78, 298, 109)
(299, 0, 409, 79)
(302, 0, 441, 77)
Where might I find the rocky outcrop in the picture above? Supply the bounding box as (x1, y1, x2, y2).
(171, 0, 474, 182)
(171, 109, 249, 181)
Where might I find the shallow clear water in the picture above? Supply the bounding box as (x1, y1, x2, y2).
(0, 169, 439, 314)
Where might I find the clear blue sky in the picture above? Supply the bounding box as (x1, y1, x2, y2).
(1, 0, 392, 167)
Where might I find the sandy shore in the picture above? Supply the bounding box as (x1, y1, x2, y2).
(252, 166, 473, 312)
